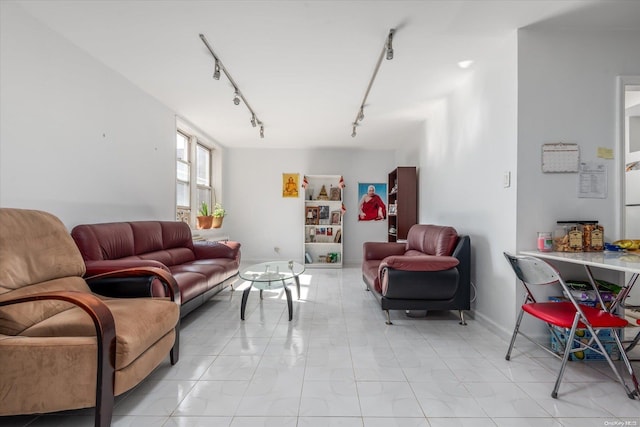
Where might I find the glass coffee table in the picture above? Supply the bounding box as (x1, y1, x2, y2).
(239, 261, 305, 321)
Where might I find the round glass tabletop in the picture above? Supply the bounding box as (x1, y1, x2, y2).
(239, 260, 305, 282)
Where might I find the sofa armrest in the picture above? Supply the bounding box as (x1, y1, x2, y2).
(84, 259, 170, 276)
(193, 240, 241, 260)
(86, 267, 181, 306)
(363, 242, 406, 261)
(380, 255, 459, 272)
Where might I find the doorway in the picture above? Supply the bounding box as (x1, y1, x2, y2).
(619, 76, 640, 306)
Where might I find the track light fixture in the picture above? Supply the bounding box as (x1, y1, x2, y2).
(351, 28, 395, 137)
(213, 60, 221, 80)
(199, 33, 265, 139)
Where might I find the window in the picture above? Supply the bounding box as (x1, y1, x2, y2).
(175, 123, 220, 226)
(176, 131, 190, 209)
(196, 143, 212, 210)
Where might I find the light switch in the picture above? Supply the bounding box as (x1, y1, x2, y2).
(503, 171, 511, 188)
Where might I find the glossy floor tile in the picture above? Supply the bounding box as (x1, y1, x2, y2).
(3, 267, 639, 426)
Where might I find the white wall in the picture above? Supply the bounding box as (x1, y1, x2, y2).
(517, 28, 640, 290)
(0, 3, 176, 229)
(517, 28, 640, 248)
(223, 148, 396, 266)
(420, 34, 518, 335)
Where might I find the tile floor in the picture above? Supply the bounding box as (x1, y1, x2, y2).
(3, 267, 639, 427)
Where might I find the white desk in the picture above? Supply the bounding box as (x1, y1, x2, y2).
(520, 250, 640, 276)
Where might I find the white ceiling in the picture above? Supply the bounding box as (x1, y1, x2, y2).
(14, 0, 640, 149)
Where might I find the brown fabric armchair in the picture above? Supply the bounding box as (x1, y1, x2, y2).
(0, 208, 180, 427)
(362, 224, 471, 325)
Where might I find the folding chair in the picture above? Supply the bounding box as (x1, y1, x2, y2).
(503, 252, 639, 399)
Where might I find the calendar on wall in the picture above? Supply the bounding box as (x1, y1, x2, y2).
(541, 143, 580, 173)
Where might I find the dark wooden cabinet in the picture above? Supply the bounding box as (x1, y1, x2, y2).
(388, 167, 417, 242)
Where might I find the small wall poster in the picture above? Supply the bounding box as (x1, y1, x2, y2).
(578, 161, 607, 199)
(282, 173, 299, 198)
(357, 182, 387, 221)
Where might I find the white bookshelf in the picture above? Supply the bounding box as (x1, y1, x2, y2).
(303, 175, 343, 268)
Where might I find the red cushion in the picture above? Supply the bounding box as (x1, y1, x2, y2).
(380, 255, 459, 272)
(523, 301, 628, 329)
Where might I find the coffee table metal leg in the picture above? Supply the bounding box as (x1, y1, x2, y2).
(241, 282, 253, 320)
(283, 280, 292, 321)
(294, 276, 301, 299)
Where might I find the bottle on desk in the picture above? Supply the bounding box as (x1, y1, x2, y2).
(537, 232, 553, 252)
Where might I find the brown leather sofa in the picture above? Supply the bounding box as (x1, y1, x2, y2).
(362, 224, 471, 325)
(71, 220, 241, 317)
(0, 208, 180, 427)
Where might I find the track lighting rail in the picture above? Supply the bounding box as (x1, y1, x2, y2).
(352, 28, 395, 138)
(199, 33, 264, 138)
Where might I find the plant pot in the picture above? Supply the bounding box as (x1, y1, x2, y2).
(211, 216, 224, 228)
(196, 216, 213, 229)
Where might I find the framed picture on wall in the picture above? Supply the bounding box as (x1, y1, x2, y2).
(282, 173, 299, 198)
(357, 182, 387, 221)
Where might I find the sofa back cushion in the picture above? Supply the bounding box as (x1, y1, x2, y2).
(71, 220, 196, 265)
(72, 222, 136, 260)
(406, 224, 459, 256)
(130, 222, 164, 254)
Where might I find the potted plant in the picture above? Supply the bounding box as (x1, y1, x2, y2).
(211, 203, 225, 228)
(196, 202, 213, 229)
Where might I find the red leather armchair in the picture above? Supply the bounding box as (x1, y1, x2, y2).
(362, 224, 471, 324)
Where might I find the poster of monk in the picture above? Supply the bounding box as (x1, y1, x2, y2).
(357, 183, 387, 221)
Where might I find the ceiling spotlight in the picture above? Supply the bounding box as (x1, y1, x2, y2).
(386, 29, 395, 60)
(233, 90, 241, 105)
(457, 60, 474, 69)
(351, 123, 358, 138)
(213, 61, 221, 80)
(358, 108, 365, 122)
(260, 125, 264, 138)
(250, 115, 257, 127)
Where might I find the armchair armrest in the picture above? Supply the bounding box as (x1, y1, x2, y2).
(380, 255, 459, 272)
(86, 267, 181, 306)
(0, 291, 116, 427)
(193, 240, 241, 260)
(363, 242, 406, 261)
